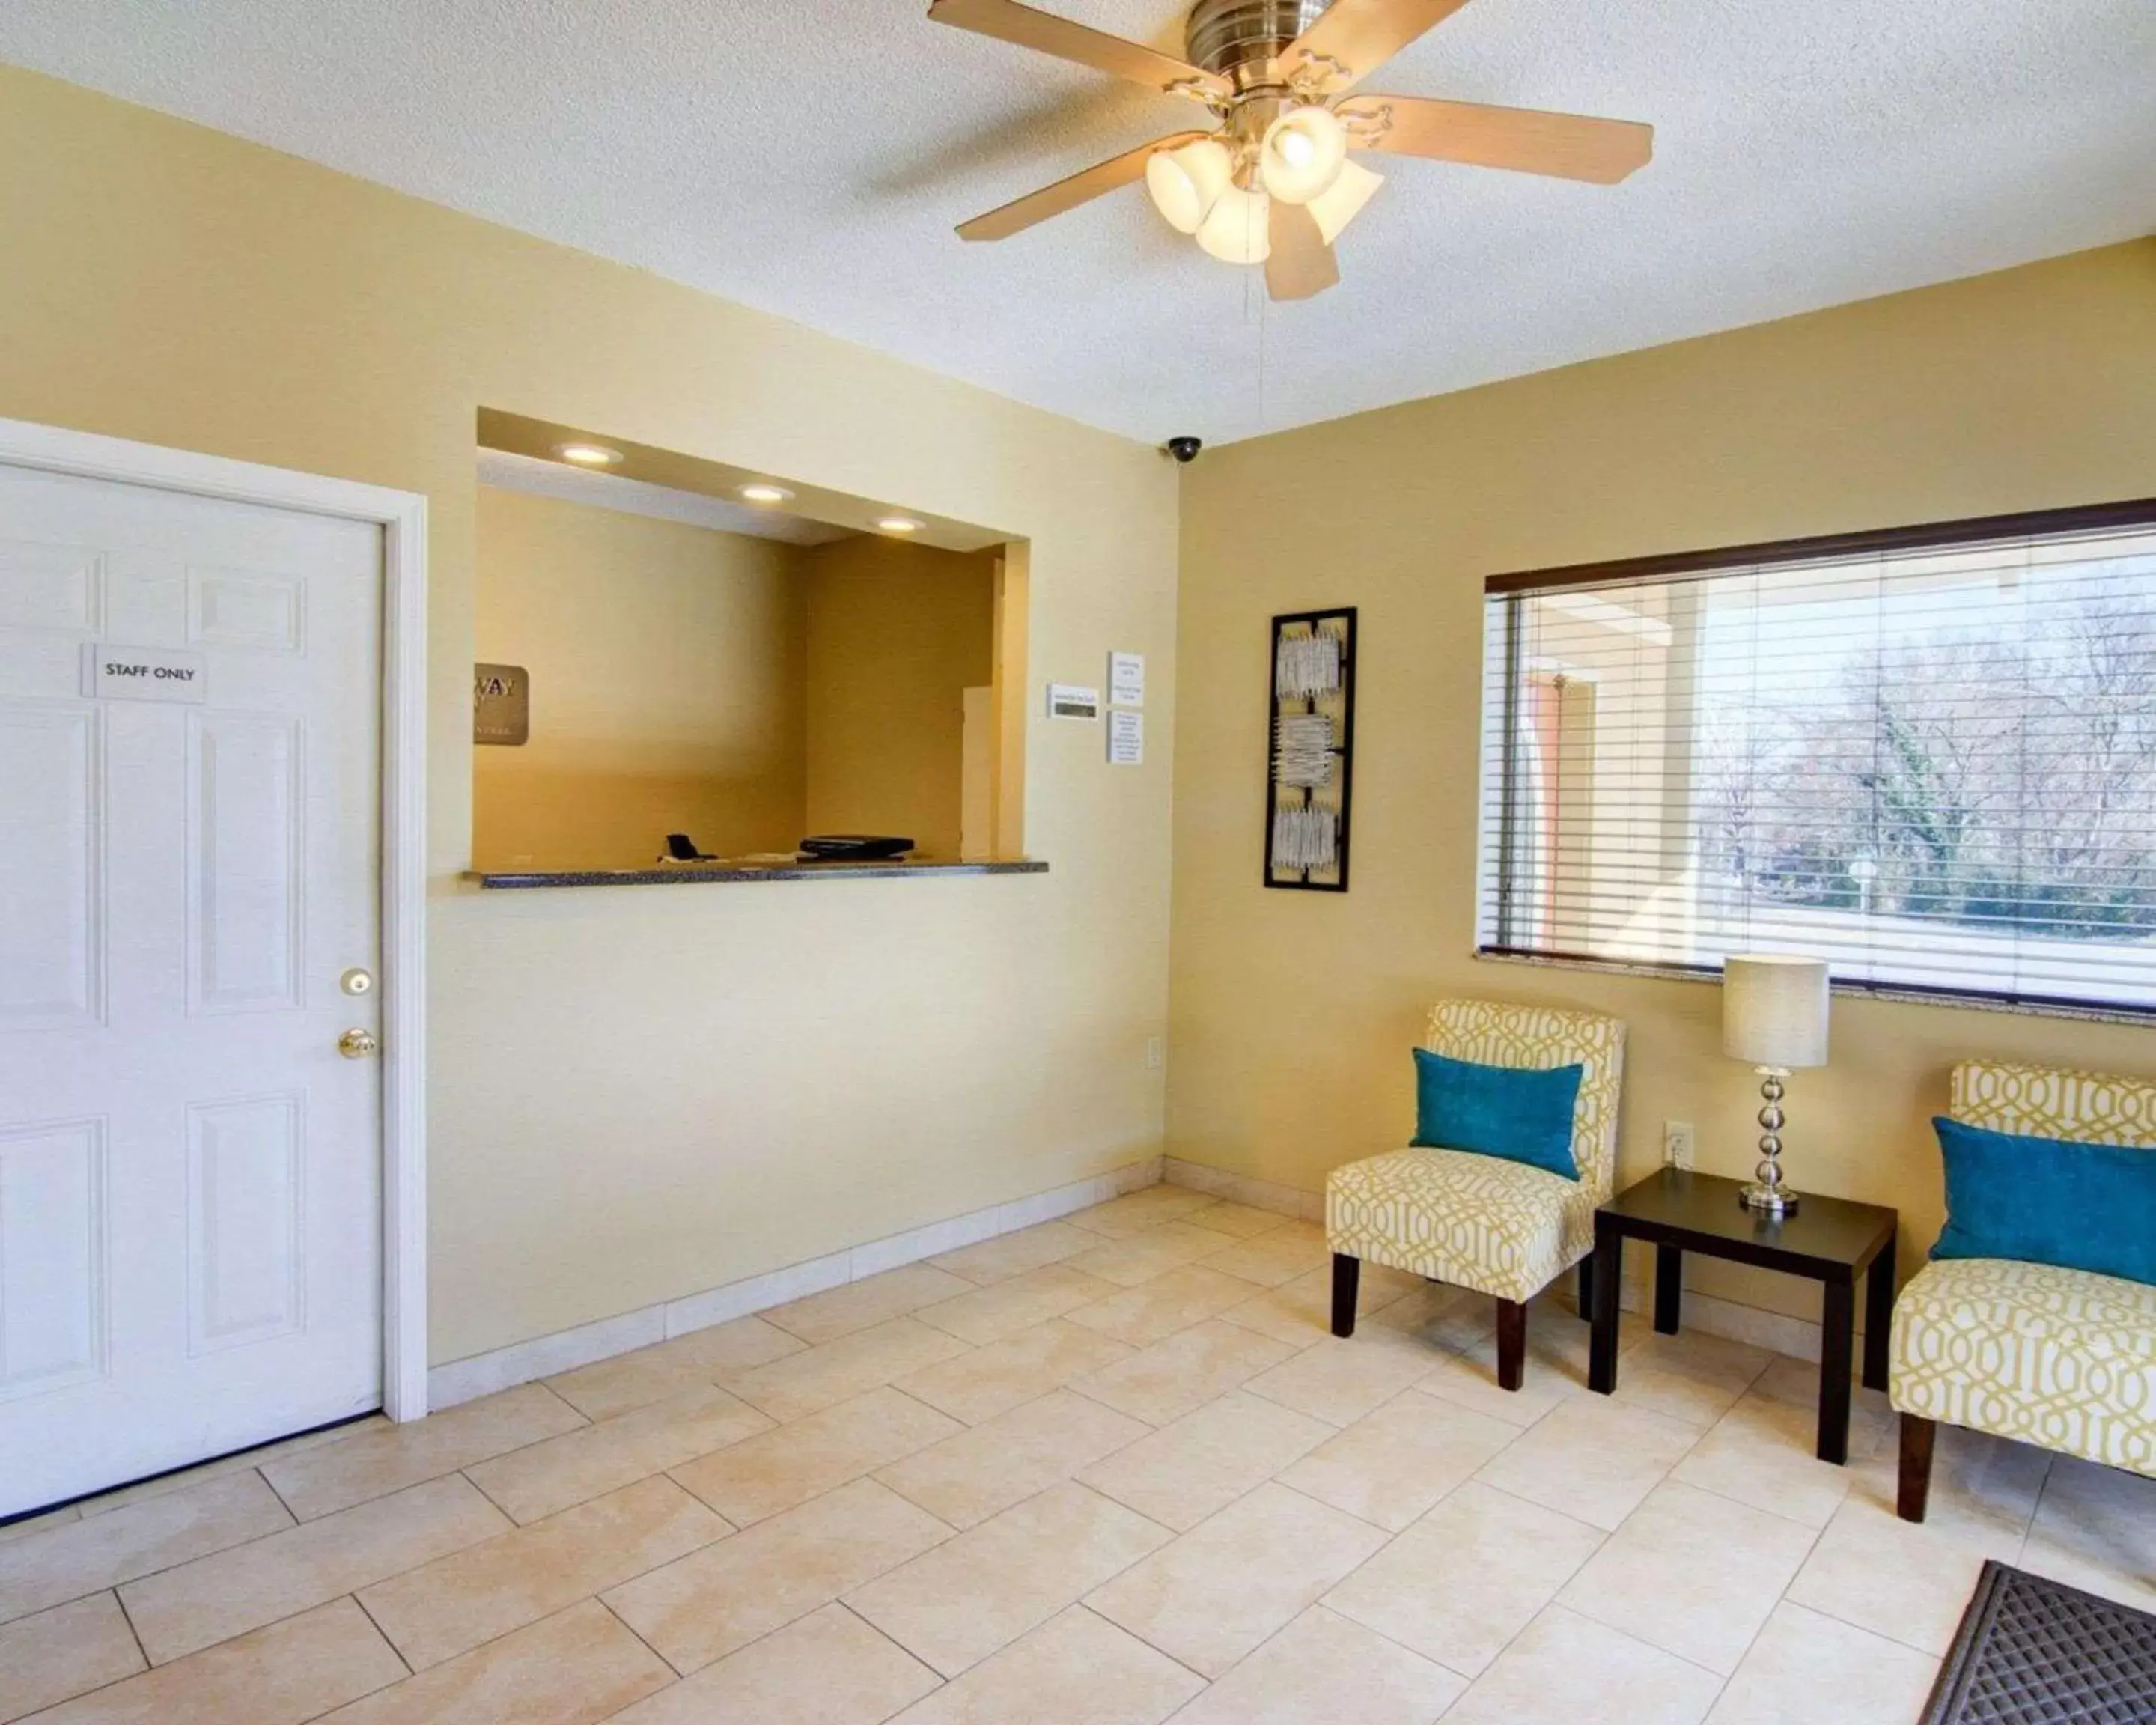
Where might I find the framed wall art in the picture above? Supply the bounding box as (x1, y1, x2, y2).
(1264, 606, 1356, 891)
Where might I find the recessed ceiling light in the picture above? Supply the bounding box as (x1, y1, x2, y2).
(876, 516, 922, 534)
(739, 483, 794, 504)
(555, 442, 623, 466)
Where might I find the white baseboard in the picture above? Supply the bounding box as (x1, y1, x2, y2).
(1163, 1158, 1838, 1363)
(1163, 1157, 1324, 1223)
(1660, 1287, 1829, 1363)
(428, 1156, 1163, 1410)
(430, 1151, 1839, 1412)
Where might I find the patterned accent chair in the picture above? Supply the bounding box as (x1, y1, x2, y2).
(1892, 1060, 2156, 1521)
(1326, 1000, 1627, 1390)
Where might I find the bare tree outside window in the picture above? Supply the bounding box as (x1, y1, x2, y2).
(1481, 528, 2156, 1013)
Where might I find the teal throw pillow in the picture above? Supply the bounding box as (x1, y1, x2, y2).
(1931, 1116, 2156, 1287)
(1413, 1048, 1583, 1181)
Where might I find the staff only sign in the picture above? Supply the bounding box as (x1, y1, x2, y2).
(83, 645, 208, 702)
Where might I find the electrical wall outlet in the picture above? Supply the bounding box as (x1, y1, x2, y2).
(1663, 1120, 1696, 1170)
(1145, 1035, 1164, 1071)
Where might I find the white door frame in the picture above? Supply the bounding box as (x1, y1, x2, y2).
(0, 414, 431, 1423)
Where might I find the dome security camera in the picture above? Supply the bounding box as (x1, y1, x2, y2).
(1165, 436, 1203, 463)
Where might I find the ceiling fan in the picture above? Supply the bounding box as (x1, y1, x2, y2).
(928, 0, 1653, 301)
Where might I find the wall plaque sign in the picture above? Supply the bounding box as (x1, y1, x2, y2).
(83, 644, 207, 703)
(1109, 651, 1145, 708)
(474, 663, 529, 745)
(1047, 682, 1100, 721)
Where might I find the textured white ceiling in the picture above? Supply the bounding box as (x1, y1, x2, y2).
(4, 1, 2151, 445)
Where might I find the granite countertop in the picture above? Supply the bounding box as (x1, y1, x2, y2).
(466, 858, 1050, 889)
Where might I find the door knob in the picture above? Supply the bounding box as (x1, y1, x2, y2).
(338, 1027, 380, 1059)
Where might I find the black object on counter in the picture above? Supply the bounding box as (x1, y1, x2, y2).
(799, 835, 915, 861)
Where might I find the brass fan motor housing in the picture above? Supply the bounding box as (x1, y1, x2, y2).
(1184, 0, 1330, 91)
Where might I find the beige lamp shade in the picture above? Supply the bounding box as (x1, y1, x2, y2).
(1721, 955, 1830, 1068)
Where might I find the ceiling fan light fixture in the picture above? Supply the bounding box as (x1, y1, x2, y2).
(1306, 159, 1385, 246)
(1196, 186, 1271, 264)
(1145, 136, 1234, 235)
(1259, 106, 1348, 205)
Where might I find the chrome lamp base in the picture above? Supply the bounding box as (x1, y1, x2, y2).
(1738, 1067, 1799, 1215)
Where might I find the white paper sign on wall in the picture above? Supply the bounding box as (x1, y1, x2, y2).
(83, 644, 207, 703)
(1047, 683, 1100, 720)
(1108, 708, 1144, 766)
(1109, 651, 1145, 708)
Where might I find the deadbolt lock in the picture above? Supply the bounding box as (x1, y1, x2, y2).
(340, 967, 375, 997)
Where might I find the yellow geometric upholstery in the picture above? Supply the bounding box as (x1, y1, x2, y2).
(1946, 1059, 2156, 1145)
(1890, 1257, 2155, 1476)
(1326, 1001, 1626, 1305)
(1888, 1059, 2156, 1478)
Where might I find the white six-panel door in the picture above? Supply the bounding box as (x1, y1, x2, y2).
(0, 461, 383, 1517)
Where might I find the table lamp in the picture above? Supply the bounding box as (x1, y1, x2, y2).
(1721, 955, 1830, 1215)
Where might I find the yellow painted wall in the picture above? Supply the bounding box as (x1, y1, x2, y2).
(0, 66, 1179, 1366)
(473, 486, 807, 871)
(1170, 241, 2156, 1326)
(803, 538, 996, 860)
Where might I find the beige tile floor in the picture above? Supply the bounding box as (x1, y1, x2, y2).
(4, 1185, 2152, 1724)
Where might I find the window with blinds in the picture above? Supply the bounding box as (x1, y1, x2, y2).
(1476, 502, 2156, 1017)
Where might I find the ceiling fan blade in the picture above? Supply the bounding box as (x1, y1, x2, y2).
(1278, 0, 1476, 91)
(1339, 94, 1653, 183)
(1265, 202, 1340, 301)
(957, 131, 1208, 240)
(928, 0, 1230, 100)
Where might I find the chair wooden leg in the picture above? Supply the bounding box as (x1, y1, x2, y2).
(1330, 1253, 1361, 1339)
(1897, 1414, 1936, 1523)
(1496, 1298, 1527, 1391)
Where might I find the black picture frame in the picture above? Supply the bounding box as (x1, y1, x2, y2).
(1264, 606, 1356, 892)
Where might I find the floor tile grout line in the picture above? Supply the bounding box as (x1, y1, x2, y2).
(456, 1464, 520, 1522)
(829, 1597, 950, 1696)
(1666, 1512, 1830, 1708)
(546, 1365, 733, 1424)
(7, 1630, 145, 1719)
(264, 1397, 600, 1524)
(256, 1461, 306, 1524)
(345, 1589, 415, 1677)
(1265, 1473, 1406, 1539)
(112, 1583, 152, 1670)
(17, 1416, 388, 1533)
(353, 1481, 740, 1656)
(593, 1589, 693, 1680)
(25, 1494, 305, 1637)
(1072, 1598, 1218, 1687)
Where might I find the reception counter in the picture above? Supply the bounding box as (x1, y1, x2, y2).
(466, 859, 1050, 889)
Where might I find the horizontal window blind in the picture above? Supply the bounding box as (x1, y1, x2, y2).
(1477, 505, 2156, 1016)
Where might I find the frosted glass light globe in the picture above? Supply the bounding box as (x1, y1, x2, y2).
(1196, 186, 1271, 264)
(1145, 137, 1234, 235)
(1260, 106, 1348, 205)
(1307, 159, 1384, 244)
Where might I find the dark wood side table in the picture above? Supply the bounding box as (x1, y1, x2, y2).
(1588, 1169, 1898, 1465)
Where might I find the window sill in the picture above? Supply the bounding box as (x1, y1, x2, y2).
(466, 859, 1048, 889)
(1471, 946, 2156, 1027)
